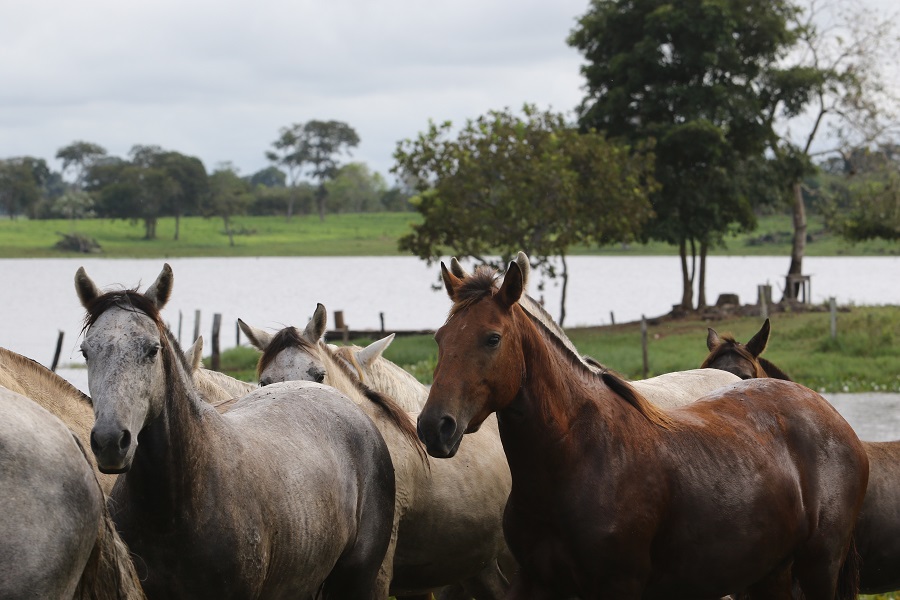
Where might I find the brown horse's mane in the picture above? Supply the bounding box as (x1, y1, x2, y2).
(0, 347, 92, 407)
(701, 334, 793, 381)
(257, 327, 426, 461)
(450, 268, 675, 430)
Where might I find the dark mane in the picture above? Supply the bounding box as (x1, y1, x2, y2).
(256, 327, 316, 378)
(326, 348, 427, 462)
(758, 357, 793, 381)
(448, 266, 499, 318)
(701, 335, 761, 374)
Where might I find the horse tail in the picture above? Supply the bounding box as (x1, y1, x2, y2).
(72, 434, 146, 600)
(835, 534, 861, 600)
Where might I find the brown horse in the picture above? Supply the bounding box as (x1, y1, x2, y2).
(418, 260, 868, 599)
(702, 319, 791, 380)
(702, 319, 900, 595)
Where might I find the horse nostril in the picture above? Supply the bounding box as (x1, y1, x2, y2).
(438, 416, 457, 443)
(90, 430, 101, 454)
(118, 430, 132, 451)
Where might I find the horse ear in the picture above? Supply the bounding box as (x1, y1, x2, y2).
(498, 260, 524, 308)
(358, 333, 395, 367)
(706, 328, 721, 351)
(746, 318, 770, 358)
(238, 319, 273, 351)
(441, 262, 463, 299)
(304, 303, 327, 342)
(514, 251, 531, 289)
(145, 263, 174, 309)
(185, 336, 204, 372)
(74, 266, 100, 308)
(449, 257, 469, 279)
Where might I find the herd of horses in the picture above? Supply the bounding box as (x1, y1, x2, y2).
(0, 253, 893, 599)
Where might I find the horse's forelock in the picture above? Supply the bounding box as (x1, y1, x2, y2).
(701, 337, 760, 374)
(256, 327, 314, 378)
(448, 267, 500, 318)
(82, 290, 162, 332)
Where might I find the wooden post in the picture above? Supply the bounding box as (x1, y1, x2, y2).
(178, 310, 183, 346)
(641, 315, 649, 379)
(51, 331, 64, 372)
(380, 312, 385, 333)
(211, 313, 222, 371)
(758, 285, 769, 320)
(334, 310, 349, 342)
(610, 311, 616, 326)
(236, 320, 241, 346)
(830, 297, 837, 339)
(193, 309, 201, 344)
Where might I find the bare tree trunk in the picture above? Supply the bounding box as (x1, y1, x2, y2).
(783, 180, 807, 301)
(558, 254, 569, 327)
(697, 239, 708, 309)
(316, 184, 327, 222)
(224, 216, 235, 247)
(286, 189, 294, 221)
(174, 213, 180, 241)
(678, 239, 694, 310)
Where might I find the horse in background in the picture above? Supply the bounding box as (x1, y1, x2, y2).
(0, 346, 116, 495)
(419, 259, 867, 599)
(183, 336, 256, 412)
(239, 307, 511, 600)
(1, 385, 145, 600)
(702, 318, 791, 380)
(701, 318, 900, 595)
(76, 263, 397, 599)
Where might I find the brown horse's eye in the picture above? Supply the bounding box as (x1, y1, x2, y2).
(486, 333, 501, 348)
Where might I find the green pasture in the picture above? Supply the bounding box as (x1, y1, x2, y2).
(0, 212, 897, 258)
(218, 305, 900, 393)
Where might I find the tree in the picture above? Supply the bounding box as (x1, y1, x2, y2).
(266, 120, 360, 221)
(130, 145, 208, 240)
(56, 141, 107, 190)
(207, 164, 254, 247)
(247, 166, 286, 188)
(569, 0, 800, 310)
(393, 106, 656, 325)
(0, 157, 50, 219)
(766, 0, 900, 300)
(85, 156, 165, 240)
(324, 163, 387, 213)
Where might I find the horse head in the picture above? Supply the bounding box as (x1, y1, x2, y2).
(418, 259, 526, 458)
(75, 263, 175, 473)
(701, 318, 770, 380)
(239, 303, 328, 386)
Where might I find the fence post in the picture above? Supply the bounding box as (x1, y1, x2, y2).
(380, 312, 385, 333)
(610, 311, 616, 326)
(236, 320, 241, 346)
(211, 313, 222, 371)
(830, 297, 837, 339)
(51, 331, 64, 372)
(641, 315, 649, 379)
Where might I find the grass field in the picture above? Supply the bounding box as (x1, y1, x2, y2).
(0, 211, 897, 258)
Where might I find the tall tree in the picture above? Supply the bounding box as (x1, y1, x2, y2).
(0, 157, 50, 219)
(266, 120, 360, 221)
(569, 0, 799, 310)
(767, 0, 900, 300)
(56, 141, 107, 190)
(324, 162, 387, 213)
(207, 164, 254, 247)
(393, 106, 656, 325)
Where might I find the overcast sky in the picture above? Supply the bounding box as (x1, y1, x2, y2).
(1, 0, 589, 183)
(3, 0, 895, 186)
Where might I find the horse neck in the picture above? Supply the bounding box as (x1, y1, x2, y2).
(501, 309, 643, 477)
(321, 347, 372, 411)
(365, 357, 427, 411)
(758, 357, 793, 381)
(125, 344, 220, 515)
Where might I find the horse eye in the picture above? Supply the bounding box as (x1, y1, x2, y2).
(147, 344, 161, 359)
(259, 378, 270, 387)
(315, 371, 325, 384)
(486, 333, 501, 348)
(79, 345, 89, 361)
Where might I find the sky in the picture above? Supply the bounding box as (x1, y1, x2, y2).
(3, 0, 896, 186)
(1, 0, 590, 184)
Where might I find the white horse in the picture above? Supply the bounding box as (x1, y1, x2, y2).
(184, 336, 257, 412)
(76, 264, 398, 599)
(239, 307, 512, 600)
(0, 385, 145, 600)
(0, 346, 117, 495)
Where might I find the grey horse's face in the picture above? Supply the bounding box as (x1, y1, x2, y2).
(81, 307, 166, 473)
(259, 346, 326, 387)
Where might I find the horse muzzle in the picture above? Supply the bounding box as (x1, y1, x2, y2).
(90, 425, 135, 473)
(416, 412, 464, 459)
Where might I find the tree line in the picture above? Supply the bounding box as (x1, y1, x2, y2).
(0, 121, 413, 246)
(393, 0, 900, 322)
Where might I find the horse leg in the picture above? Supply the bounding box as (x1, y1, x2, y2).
(743, 565, 794, 600)
(458, 560, 509, 600)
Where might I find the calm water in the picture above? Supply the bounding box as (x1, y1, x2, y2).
(2, 255, 898, 370)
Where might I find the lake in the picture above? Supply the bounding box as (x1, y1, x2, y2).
(2, 255, 898, 373)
